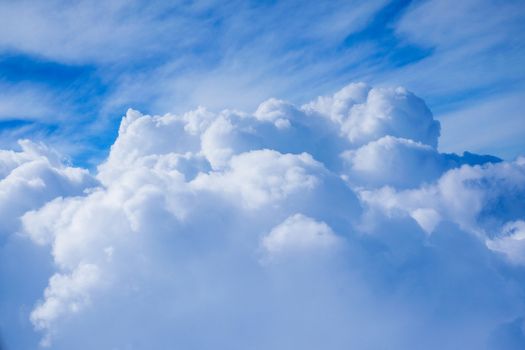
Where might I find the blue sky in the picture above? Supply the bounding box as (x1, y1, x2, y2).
(2, 1, 525, 349)
(0, 0, 524, 165)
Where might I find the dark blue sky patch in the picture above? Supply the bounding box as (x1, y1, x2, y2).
(342, 0, 413, 47)
(386, 44, 433, 67)
(0, 119, 33, 130)
(0, 52, 95, 87)
(338, 0, 433, 71)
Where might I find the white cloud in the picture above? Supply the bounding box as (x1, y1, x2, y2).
(192, 150, 322, 209)
(0, 139, 96, 237)
(254, 98, 296, 129)
(396, 0, 523, 50)
(372, 0, 525, 163)
(303, 83, 441, 148)
(359, 157, 525, 235)
(30, 263, 100, 347)
(262, 214, 340, 258)
(0, 0, 386, 65)
(1, 82, 524, 349)
(0, 0, 200, 64)
(341, 136, 446, 188)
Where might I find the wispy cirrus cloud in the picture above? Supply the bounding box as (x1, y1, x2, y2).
(1, 0, 523, 161)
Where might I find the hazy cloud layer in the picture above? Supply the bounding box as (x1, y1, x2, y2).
(1, 83, 524, 349)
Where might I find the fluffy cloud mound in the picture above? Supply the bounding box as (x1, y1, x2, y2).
(359, 157, 525, 234)
(262, 214, 340, 258)
(303, 83, 441, 148)
(2, 82, 524, 349)
(30, 263, 100, 347)
(0, 140, 96, 238)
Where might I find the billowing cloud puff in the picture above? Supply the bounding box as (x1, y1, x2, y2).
(1, 82, 524, 349)
(262, 214, 340, 258)
(359, 157, 525, 235)
(303, 82, 441, 148)
(342, 136, 445, 188)
(341, 135, 501, 189)
(192, 150, 323, 209)
(30, 263, 100, 347)
(0, 140, 96, 238)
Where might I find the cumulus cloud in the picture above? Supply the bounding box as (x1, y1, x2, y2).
(342, 136, 445, 188)
(30, 263, 100, 347)
(342, 135, 503, 189)
(0, 140, 96, 238)
(359, 157, 525, 235)
(303, 83, 441, 148)
(1, 82, 524, 349)
(262, 214, 340, 258)
(192, 150, 322, 209)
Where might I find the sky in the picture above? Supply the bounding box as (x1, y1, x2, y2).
(1, 1, 525, 349)
(0, 0, 524, 164)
